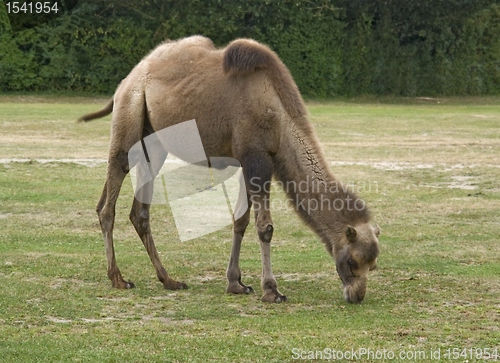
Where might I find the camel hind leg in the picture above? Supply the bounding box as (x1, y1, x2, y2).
(129, 171, 188, 290)
(97, 151, 135, 289)
(97, 86, 147, 289)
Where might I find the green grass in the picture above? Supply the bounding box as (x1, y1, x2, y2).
(1, 96, 499, 362)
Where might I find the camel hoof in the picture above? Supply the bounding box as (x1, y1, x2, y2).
(226, 283, 253, 294)
(261, 293, 288, 303)
(165, 282, 188, 290)
(112, 280, 135, 289)
(275, 295, 288, 303)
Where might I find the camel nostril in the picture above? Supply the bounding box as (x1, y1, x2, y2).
(354, 292, 364, 304)
(356, 287, 367, 303)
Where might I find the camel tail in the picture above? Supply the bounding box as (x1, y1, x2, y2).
(222, 39, 307, 119)
(77, 98, 114, 122)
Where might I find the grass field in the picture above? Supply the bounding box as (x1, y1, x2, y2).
(0, 95, 499, 362)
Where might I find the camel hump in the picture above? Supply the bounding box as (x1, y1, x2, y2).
(222, 39, 307, 118)
(222, 39, 275, 75)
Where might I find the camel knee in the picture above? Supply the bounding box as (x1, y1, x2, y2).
(256, 210, 273, 242)
(258, 224, 274, 243)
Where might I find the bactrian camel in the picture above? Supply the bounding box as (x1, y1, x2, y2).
(79, 36, 380, 304)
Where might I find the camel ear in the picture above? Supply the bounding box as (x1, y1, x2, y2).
(345, 226, 357, 243)
(374, 224, 381, 238)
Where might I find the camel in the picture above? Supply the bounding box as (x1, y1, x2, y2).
(78, 36, 380, 304)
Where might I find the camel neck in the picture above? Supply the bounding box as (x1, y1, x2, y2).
(272, 116, 370, 245)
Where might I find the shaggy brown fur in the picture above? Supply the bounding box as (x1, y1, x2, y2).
(79, 36, 380, 304)
(223, 39, 307, 118)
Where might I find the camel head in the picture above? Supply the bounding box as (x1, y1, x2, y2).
(333, 223, 380, 304)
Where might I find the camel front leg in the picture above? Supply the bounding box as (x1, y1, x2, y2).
(241, 152, 287, 303)
(255, 205, 287, 303)
(226, 198, 253, 294)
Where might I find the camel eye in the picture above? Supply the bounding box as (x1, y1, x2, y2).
(347, 258, 358, 269)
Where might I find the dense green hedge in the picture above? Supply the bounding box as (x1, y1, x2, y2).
(1, 0, 499, 96)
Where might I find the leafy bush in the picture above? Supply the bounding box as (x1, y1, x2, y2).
(0, 0, 499, 96)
